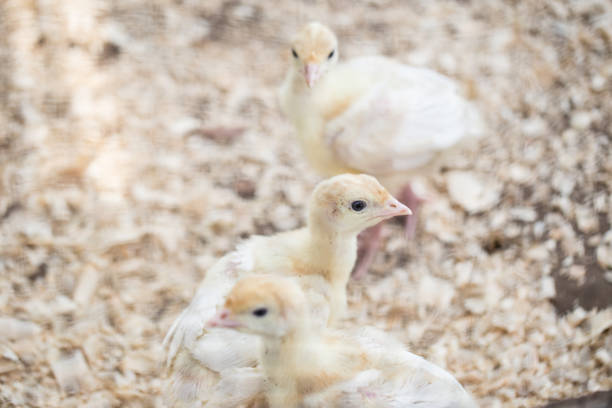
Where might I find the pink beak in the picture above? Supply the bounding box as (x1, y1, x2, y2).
(375, 198, 412, 219)
(207, 309, 241, 328)
(304, 64, 319, 88)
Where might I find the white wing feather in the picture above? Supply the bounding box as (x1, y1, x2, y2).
(355, 327, 475, 407)
(189, 329, 262, 372)
(206, 367, 266, 408)
(163, 242, 263, 407)
(327, 57, 478, 175)
(303, 327, 477, 408)
(164, 242, 256, 368)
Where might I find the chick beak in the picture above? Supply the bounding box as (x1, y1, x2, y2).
(207, 309, 241, 328)
(304, 64, 319, 88)
(377, 198, 412, 219)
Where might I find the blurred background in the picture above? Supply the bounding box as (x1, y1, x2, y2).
(0, 0, 610, 407)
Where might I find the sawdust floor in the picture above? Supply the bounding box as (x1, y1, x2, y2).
(0, 1, 611, 407)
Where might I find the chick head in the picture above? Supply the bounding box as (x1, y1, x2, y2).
(290, 22, 338, 88)
(309, 174, 411, 234)
(208, 275, 305, 338)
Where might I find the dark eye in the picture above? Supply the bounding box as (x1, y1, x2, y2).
(252, 308, 268, 317)
(328, 49, 335, 59)
(350, 200, 367, 212)
(292, 49, 298, 58)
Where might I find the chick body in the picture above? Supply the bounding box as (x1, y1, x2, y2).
(279, 23, 483, 192)
(163, 174, 410, 407)
(212, 276, 477, 408)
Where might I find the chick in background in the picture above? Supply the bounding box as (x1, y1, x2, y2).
(163, 173, 410, 407)
(209, 275, 478, 408)
(279, 22, 484, 278)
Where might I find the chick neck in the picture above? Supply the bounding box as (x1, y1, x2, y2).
(304, 210, 359, 324)
(305, 211, 359, 287)
(287, 67, 311, 93)
(264, 311, 314, 350)
(261, 317, 356, 408)
(260, 314, 318, 391)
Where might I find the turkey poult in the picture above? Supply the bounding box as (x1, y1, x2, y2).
(209, 275, 477, 408)
(163, 174, 411, 407)
(279, 22, 484, 278)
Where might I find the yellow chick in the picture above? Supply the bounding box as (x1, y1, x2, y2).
(164, 174, 410, 407)
(279, 22, 484, 278)
(209, 275, 477, 408)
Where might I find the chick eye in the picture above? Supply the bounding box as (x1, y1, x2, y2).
(252, 308, 268, 317)
(350, 200, 367, 212)
(292, 49, 298, 58)
(328, 49, 335, 59)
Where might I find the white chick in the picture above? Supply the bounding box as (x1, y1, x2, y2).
(209, 275, 477, 408)
(164, 174, 410, 407)
(279, 22, 484, 278)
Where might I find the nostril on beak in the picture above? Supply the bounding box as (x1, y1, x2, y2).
(389, 203, 398, 208)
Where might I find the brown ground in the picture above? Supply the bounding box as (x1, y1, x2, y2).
(0, 1, 611, 407)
